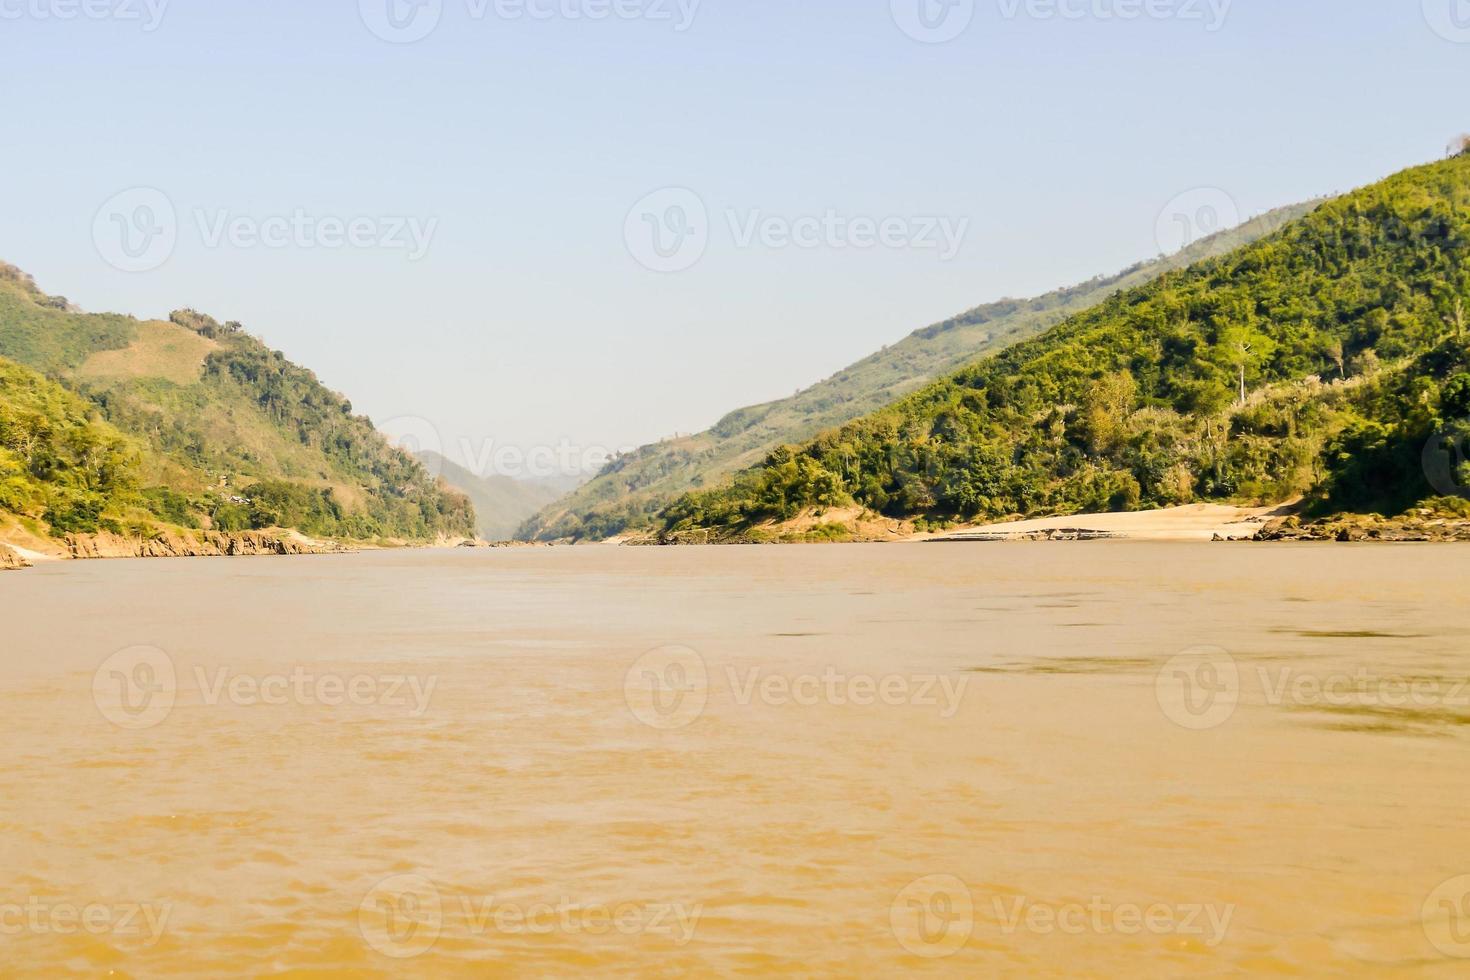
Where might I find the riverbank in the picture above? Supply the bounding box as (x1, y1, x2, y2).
(0, 524, 489, 571)
(922, 503, 1293, 543)
(643, 499, 1470, 546)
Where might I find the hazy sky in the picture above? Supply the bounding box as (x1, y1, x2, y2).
(3, 0, 1468, 475)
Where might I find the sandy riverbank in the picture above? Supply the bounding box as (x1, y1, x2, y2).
(923, 502, 1298, 543)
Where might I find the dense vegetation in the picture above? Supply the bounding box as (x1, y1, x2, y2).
(521, 202, 1315, 541)
(661, 153, 1470, 538)
(0, 357, 149, 534)
(0, 267, 474, 541)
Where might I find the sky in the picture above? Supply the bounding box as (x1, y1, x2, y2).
(2, 0, 1468, 477)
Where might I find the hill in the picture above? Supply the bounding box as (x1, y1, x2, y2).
(521, 201, 1317, 541)
(659, 153, 1470, 541)
(0, 264, 474, 545)
(415, 451, 566, 541)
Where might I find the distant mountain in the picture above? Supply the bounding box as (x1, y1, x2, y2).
(659, 152, 1470, 540)
(520, 201, 1318, 541)
(415, 451, 568, 541)
(0, 263, 474, 543)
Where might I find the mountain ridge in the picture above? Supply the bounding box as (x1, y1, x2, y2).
(0, 263, 476, 547)
(656, 153, 1470, 541)
(521, 199, 1320, 542)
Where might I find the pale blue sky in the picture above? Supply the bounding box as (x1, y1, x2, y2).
(2, 0, 1467, 472)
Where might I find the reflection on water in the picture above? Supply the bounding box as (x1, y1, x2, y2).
(2, 543, 1469, 976)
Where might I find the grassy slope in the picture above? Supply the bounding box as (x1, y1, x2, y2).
(660, 154, 1470, 538)
(522, 201, 1317, 541)
(416, 451, 563, 541)
(0, 264, 473, 541)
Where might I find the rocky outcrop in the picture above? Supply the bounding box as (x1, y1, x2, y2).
(0, 543, 31, 570)
(63, 530, 340, 560)
(1257, 513, 1470, 543)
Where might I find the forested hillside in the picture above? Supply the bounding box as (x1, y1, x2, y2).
(0, 265, 473, 542)
(661, 153, 1470, 539)
(522, 201, 1316, 541)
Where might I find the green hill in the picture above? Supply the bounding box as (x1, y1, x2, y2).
(660, 153, 1470, 540)
(0, 264, 474, 543)
(521, 201, 1317, 542)
(416, 450, 565, 541)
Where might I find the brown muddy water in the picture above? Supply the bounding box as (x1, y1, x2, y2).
(2, 543, 1469, 977)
